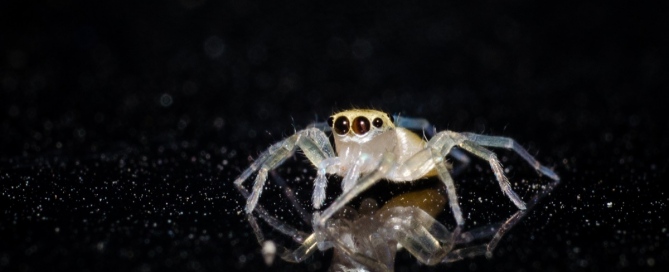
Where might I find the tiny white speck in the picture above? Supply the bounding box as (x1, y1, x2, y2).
(262, 240, 277, 266)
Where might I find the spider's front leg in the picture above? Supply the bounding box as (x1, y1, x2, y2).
(235, 128, 335, 214)
(314, 153, 396, 227)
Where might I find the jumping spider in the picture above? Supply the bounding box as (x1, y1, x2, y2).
(235, 109, 559, 230)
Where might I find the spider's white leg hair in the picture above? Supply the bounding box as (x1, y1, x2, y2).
(234, 128, 336, 214)
(315, 153, 395, 226)
(463, 133, 560, 181)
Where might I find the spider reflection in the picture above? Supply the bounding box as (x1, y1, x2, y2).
(238, 179, 558, 272)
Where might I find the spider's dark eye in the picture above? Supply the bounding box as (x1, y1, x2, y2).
(333, 116, 349, 135)
(372, 117, 383, 128)
(387, 113, 395, 124)
(352, 116, 370, 135)
(327, 117, 334, 127)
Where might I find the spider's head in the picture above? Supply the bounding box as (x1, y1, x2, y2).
(328, 109, 395, 143)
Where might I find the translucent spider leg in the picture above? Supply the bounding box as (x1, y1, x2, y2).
(382, 207, 454, 265)
(428, 132, 467, 232)
(234, 128, 336, 214)
(377, 205, 501, 266)
(375, 134, 469, 265)
(440, 209, 526, 262)
(462, 133, 560, 181)
(328, 233, 394, 272)
(314, 157, 341, 209)
(270, 171, 312, 224)
(385, 169, 560, 265)
(445, 131, 528, 210)
(314, 153, 396, 226)
(440, 172, 561, 263)
(237, 173, 322, 263)
(395, 115, 470, 174)
(236, 182, 310, 243)
(389, 132, 470, 240)
(246, 213, 321, 263)
(280, 233, 320, 263)
(393, 115, 435, 137)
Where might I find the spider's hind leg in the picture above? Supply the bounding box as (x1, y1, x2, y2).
(441, 173, 560, 263)
(395, 115, 471, 174)
(462, 133, 559, 181)
(446, 131, 528, 210)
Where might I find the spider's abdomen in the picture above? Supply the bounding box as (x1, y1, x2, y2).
(392, 127, 428, 163)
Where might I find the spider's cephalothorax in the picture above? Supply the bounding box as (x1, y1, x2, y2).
(234, 108, 559, 231)
(324, 110, 430, 182)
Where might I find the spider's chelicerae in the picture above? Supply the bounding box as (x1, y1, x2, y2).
(235, 109, 560, 229)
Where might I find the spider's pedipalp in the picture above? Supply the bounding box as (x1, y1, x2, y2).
(315, 152, 396, 226)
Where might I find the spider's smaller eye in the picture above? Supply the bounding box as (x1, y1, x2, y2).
(372, 118, 383, 128)
(352, 116, 370, 135)
(327, 117, 334, 127)
(333, 116, 349, 135)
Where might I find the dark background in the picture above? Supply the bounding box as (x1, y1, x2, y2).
(1, 0, 668, 271)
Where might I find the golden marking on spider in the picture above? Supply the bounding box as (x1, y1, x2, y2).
(234, 109, 560, 230)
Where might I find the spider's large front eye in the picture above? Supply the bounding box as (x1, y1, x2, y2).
(352, 116, 370, 135)
(333, 116, 350, 135)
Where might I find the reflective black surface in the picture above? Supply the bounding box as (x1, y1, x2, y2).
(1, 1, 667, 271)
